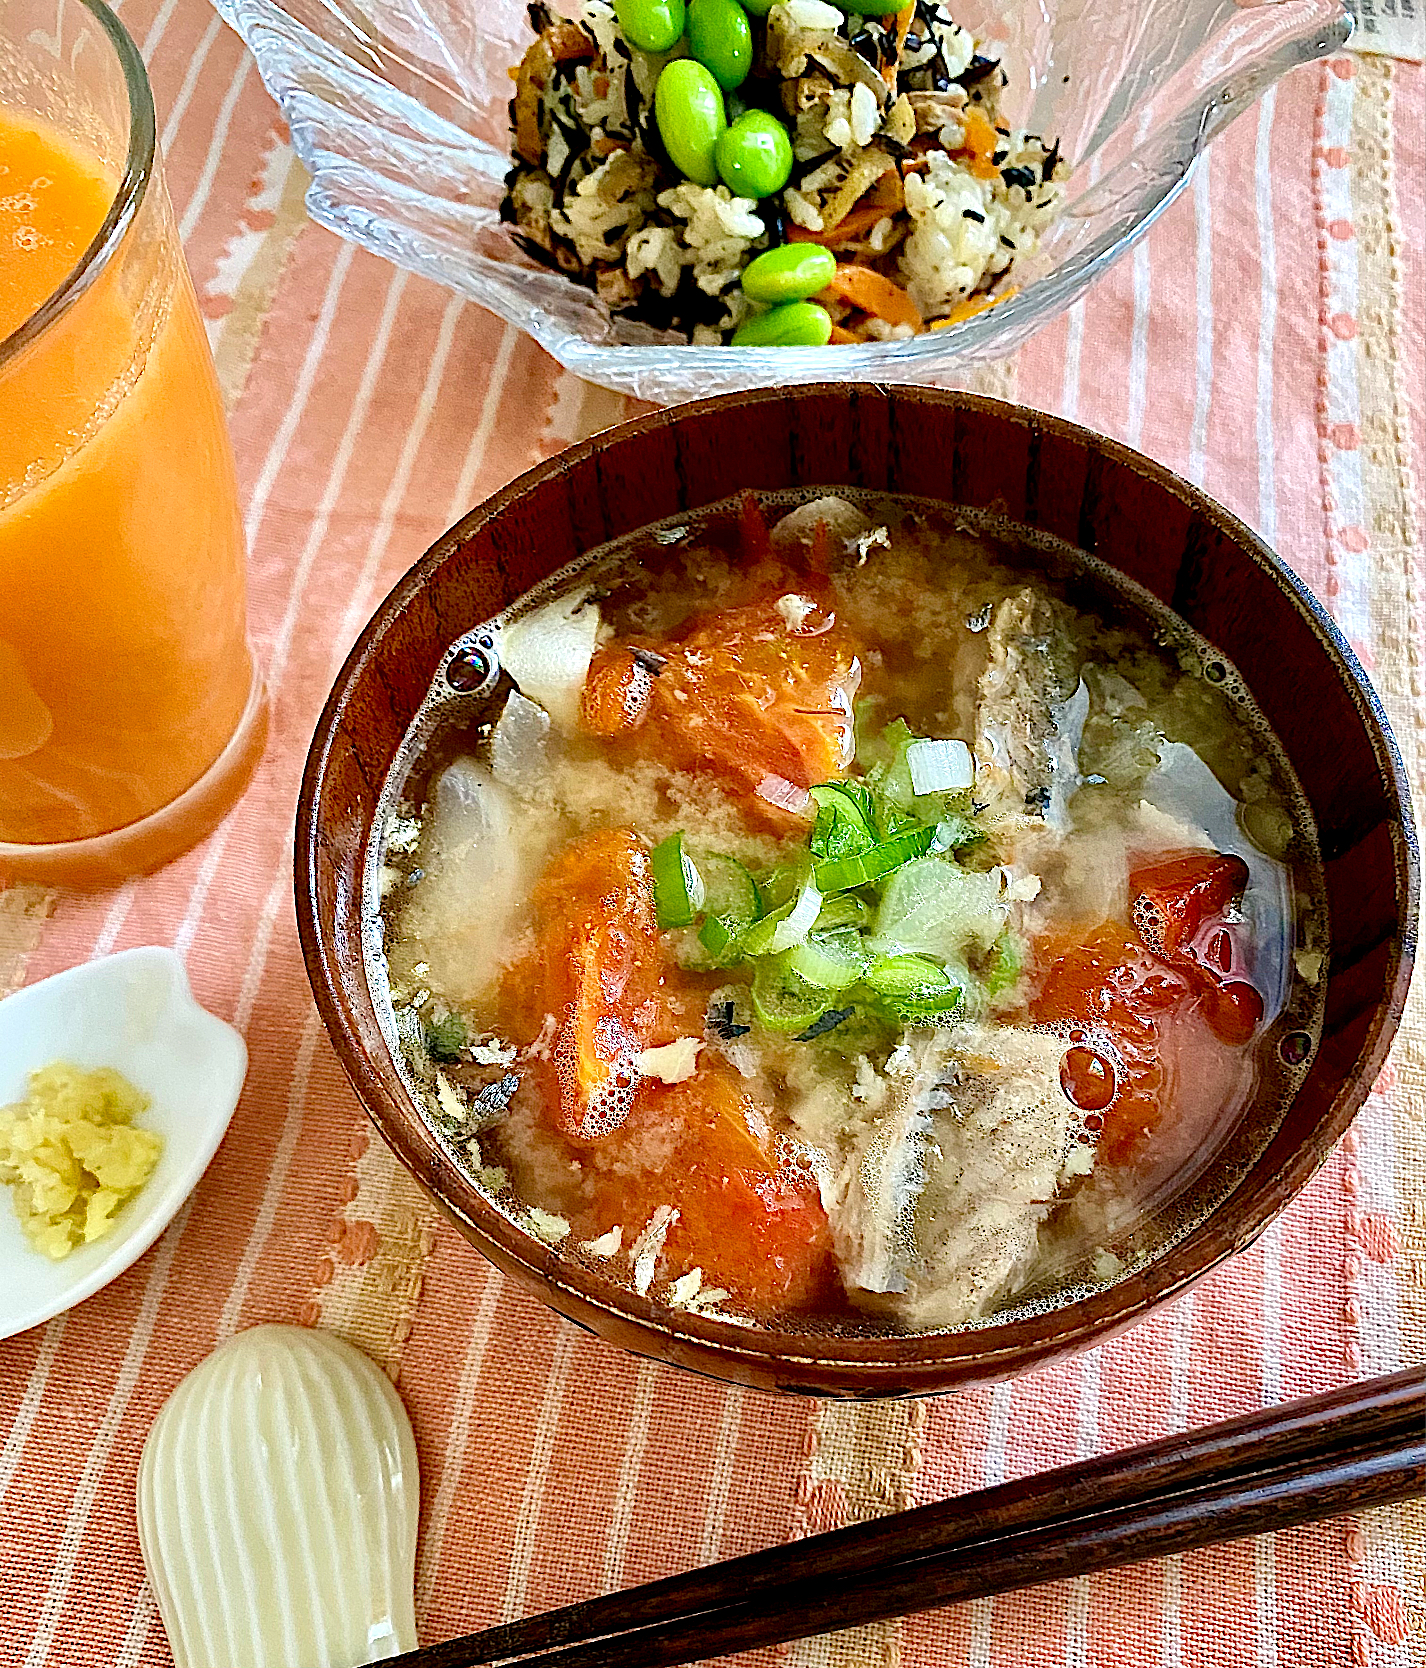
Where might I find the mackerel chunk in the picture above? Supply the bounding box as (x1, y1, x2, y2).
(831, 1028, 1078, 1329)
(975, 589, 1087, 829)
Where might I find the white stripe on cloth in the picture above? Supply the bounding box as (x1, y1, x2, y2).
(1318, 63, 1373, 652)
(501, 1325, 579, 1623)
(243, 238, 358, 548)
(333, 291, 467, 654)
(1256, 1218, 1285, 1668)
(139, 0, 183, 60)
(600, 1362, 660, 1592)
(1066, 1349, 1102, 1667)
(178, 55, 255, 243)
(1124, 242, 1152, 453)
(444, 323, 521, 526)
(1188, 154, 1214, 488)
(0, 1315, 66, 1507)
(968, 1379, 1015, 1667)
(1253, 87, 1280, 551)
(1161, 1291, 1195, 1668)
(414, 1264, 508, 1624)
(158, 15, 222, 156)
(1061, 298, 1086, 424)
(698, 1385, 746, 1563)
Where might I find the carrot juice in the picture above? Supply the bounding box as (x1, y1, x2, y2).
(0, 99, 262, 876)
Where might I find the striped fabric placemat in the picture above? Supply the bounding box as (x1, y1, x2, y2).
(0, 7, 1421, 1663)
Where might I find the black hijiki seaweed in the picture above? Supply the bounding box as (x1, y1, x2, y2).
(707, 1002, 752, 1042)
(794, 1007, 856, 1043)
(956, 53, 1001, 86)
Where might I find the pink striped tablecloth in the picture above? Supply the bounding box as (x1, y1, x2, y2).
(1, 4, 1422, 1662)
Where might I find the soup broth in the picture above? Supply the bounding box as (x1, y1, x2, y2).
(370, 493, 1326, 1333)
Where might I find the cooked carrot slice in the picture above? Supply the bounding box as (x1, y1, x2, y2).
(824, 264, 923, 329)
(828, 323, 861, 344)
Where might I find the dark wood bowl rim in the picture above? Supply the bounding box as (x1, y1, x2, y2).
(296, 384, 1418, 1394)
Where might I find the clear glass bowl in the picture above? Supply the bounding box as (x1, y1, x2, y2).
(211, 0, 1349, 404)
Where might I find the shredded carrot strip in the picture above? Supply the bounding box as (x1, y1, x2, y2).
(788, 204, 890, 246)
(883, 3, 915, 87)
(824, 264, 922, 329)
(955, 106, 1002, 181)
(929, 287, 1018, 329)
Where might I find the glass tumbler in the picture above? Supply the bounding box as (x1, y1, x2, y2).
(0, 0, 266, 883)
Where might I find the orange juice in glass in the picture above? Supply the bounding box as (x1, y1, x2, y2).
(0, 0, 265, 883)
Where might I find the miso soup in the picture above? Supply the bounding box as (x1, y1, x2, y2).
(369, 492, 1326, 1333)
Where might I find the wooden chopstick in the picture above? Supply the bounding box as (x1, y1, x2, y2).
(383, 1368, 1424, 1668)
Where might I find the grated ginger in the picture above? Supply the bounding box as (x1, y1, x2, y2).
(0, 1063, 161, 1260)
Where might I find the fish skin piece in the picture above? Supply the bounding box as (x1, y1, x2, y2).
(974, 588, 1087, 830)
(832, 1027, 1077, 1328)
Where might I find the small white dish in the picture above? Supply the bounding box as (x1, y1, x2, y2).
(0, 947, 247, 1341)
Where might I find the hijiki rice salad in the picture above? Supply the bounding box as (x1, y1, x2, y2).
(501, 0, 1064, 345)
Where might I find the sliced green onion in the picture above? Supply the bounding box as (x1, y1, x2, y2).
(651, 833, 705, 928)
(808, 781, 878, 862)
(758, 864, 800, 913)
(814, 825, 936, 893)
(687, 850, 759, 964)
(863, 953, 963, 1019)
(813, 893, 872, 933)
(741, 869, 822, 956)
(699, 851, 761, 921)
(696, 913, 741, 964)
(872, 856, 1005, 960)
(865, 717, 919, 826)
(787, 928, 867, 991)
(751, 955, 834, 1033)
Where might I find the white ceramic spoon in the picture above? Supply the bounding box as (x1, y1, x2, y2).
(138, 1325, 420, 1667)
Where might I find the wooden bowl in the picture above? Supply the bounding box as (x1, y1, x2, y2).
(296, 386, 1417, 1397)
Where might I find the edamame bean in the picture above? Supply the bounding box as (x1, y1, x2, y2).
(739, 0, 774, 13)
(614, 0, 685, 53)
(740, 241, 837, 303)
(654, 59, 727, 187)
(714, 109, 793, 198)
(843, 0, 905, 11)
(687, 0, 752, 90)
(732, 301, 834, 346)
